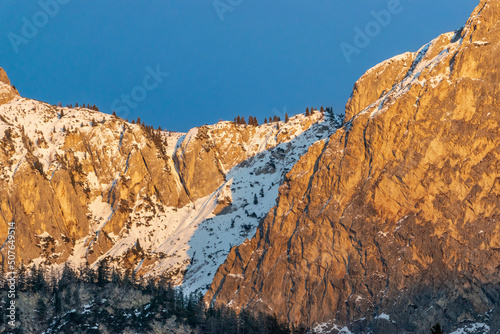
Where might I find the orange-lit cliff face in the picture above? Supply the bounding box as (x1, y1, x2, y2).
(207, 1, 500, 332)
(0, 69, 338, 293)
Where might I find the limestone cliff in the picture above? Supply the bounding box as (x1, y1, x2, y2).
(0, 68, 19, 105)
(174, 114, 323, 200)
(0, 72, 335, 292)
(207, 1, 500, 332)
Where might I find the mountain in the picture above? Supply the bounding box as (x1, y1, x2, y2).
(0, 71, 342, 295)
(206, 0, 500, 333)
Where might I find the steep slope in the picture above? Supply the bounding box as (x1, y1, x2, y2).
(0, 77, 340, 291)
(207, 1, 500, 332)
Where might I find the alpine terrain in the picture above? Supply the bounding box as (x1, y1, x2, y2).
(0, 0, 499, 333)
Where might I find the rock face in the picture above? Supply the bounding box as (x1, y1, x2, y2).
(0, 68, 11, 85)
(207, 1, 500, 332)
(0, 99, 190, 268)
(0, 68, 19, 105)
(0, 75, 333, 291)
(175, 115, 323, 200)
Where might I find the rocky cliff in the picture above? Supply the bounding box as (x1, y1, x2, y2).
(0, 73, 340, 293)
(0, 68, 19, 105)
(207, 1, 500, 332)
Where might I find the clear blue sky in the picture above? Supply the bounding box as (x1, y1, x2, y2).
(0, 1, 478, 132)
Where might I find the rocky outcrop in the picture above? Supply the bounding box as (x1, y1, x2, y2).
(0, 68, 19, 105)
(207, 1, 500, 332)
(0, 68, 11, 85)
(174, 114, 323, 200)
(0, 100, 190, 268)
(0, 79, 330, 287)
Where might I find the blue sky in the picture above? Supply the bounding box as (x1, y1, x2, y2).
(0, 1, 478, 132)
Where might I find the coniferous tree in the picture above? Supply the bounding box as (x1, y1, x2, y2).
(54, 291, 62, 314)
(305, 107, 310, 116)
(136, 239, 143, 252)
(36, 297, 47, 321)
(97, 259, 109, 287)
(112, 111, 117, 117)
(30, 265, 46, 291)
(285, 113, 289, 123)
(18, 262, 27, 291)
(264, 118, 268, 124)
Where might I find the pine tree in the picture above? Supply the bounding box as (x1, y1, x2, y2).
(97, 259, 109, 287)
(321, 106, 324, 113)
(241, 116, 246, 125)
(54, 291, 62, 314)
(75, 102, 79, 107)
(36, 297, 47, 321)
(285, 113, 289, 123)
(264, 118, 268, 124)
(112, 111, 117, 117)
(305, 107, 310, 116)
(253, 194, 258, 205)
(18, 262, 26, 291)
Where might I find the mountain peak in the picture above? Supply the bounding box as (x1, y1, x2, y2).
(0, 67, 19, 105)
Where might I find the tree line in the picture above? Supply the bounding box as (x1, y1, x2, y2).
(233, 106, 334, 127)
(0, 262, 305, 333)
(58, 102, 100, 111)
